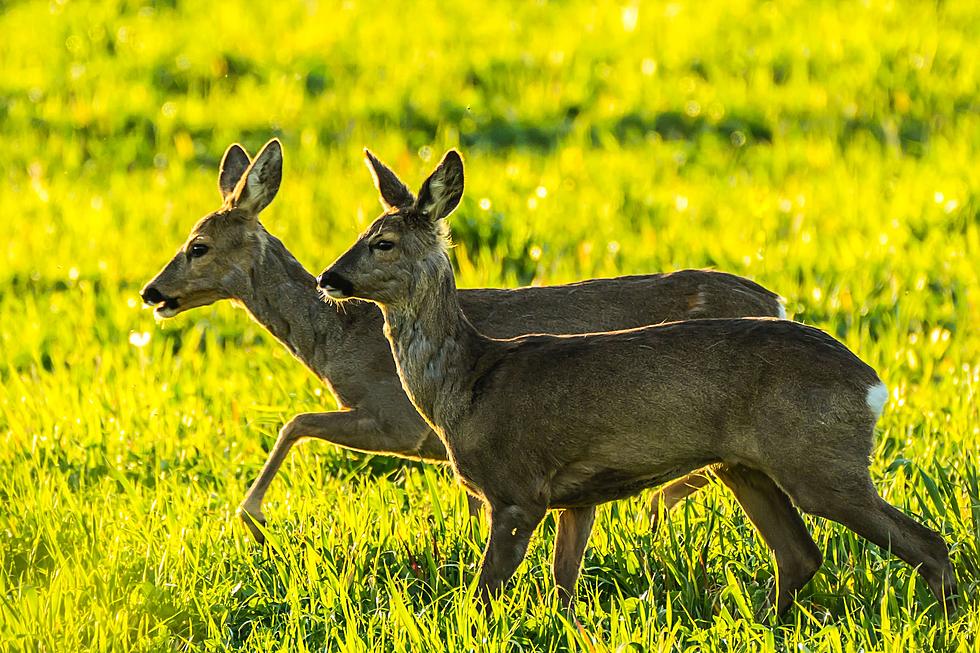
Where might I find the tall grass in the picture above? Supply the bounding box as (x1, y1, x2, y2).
(0, 0, 978, 650)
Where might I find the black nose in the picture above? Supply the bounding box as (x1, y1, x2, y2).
(141, 286, 165, 305)
(317, 270, 354, 297)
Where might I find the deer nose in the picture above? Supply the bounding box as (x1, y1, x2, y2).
(317, 270, 354, 298)
(141, 286, 165, 305)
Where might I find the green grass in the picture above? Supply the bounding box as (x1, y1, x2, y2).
(1, 0, 979, 650)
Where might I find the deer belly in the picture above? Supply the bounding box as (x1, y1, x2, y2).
(550, 464, 698, 508)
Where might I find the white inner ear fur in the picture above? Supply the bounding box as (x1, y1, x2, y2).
(246, 162, 268, 203)
(423, 176, 447, 216)
(429, 176, 446, 197)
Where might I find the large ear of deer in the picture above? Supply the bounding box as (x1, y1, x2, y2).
(218, 143, 251, 200)
(231, 139, 283, 214)
(415, 150, 464, 222)
(364, 149, 415, 211)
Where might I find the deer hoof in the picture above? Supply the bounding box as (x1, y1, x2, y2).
(237, 506, 267, 545)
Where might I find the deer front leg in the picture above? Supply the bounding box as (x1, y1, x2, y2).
(238, 409, 382, 543)
(477, 503, 547, 605)
(465, 494, 486, 524)
(553, 506, 596, 609)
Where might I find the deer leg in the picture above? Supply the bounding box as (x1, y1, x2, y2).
(466, 493, 486, 524)
(238, 409, 381, 543)
(714, 465, 822, 618)
(786, 474, 957, 614)
(553, 506, 597, 609)
(649, 471, 713, 533)
(477, 503, 547, 604)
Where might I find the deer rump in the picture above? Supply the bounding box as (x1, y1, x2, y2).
(456, 317, 880, 510)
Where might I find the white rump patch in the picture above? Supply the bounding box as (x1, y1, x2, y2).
(866, 382, 888, 418)
(777, 302, 787, 320)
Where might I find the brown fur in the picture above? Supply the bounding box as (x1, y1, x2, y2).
(319, 149, 957, 616)
(141, 141, 791, 554)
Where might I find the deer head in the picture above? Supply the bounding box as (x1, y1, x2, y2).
(317, 149, 464, 307)
(140, 139, 283, 317)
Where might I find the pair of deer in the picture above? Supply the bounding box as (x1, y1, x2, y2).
(142, 139, 956, 619)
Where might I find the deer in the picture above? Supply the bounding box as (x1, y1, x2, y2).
(141, 140, 811, 614)
(316, 148, 957, 617)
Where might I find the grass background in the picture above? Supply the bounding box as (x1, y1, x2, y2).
(1, 0, 979, 650)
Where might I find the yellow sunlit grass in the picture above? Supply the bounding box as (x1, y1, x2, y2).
(0, 1, 977, 650)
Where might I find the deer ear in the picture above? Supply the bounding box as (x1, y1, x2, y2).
(364, 149, 414, 211)
(231, 139, 282, 214)
(415, 150, 464, 222)
(218, 143, 250, 200)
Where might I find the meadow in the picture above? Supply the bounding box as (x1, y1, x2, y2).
(1, 0, 979, 650)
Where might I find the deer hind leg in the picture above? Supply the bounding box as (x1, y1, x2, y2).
(552, 506, 597, 609)
(714, 465, 822, 618)
(649, 470, 714, 533)
(780, 469, 956, 614)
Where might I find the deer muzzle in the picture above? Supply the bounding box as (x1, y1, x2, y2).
(317, 270, 354, 300)
(140, 285, 181, 317)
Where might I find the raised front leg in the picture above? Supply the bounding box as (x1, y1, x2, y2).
(477, 503, 547, 604)
(553, 506, 596, 609)
(238, 409, 384, 542)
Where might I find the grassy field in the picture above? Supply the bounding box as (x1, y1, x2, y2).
(2, 0, 979, 650)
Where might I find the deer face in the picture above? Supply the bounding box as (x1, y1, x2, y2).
(141, 208, 264, 317)
(317, 149, 463, 308)
(318, 211, 449, 306)
(141, 140, 283, 318)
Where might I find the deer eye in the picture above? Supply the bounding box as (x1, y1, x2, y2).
(371, 240, 395, 252)
(189, 243, 210, 259)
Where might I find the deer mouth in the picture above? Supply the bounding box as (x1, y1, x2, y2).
(141, 286, 182, 318)
(316, 270, 354, 300)
(153, 296, 182, 318)
(320, 286, 348, 301)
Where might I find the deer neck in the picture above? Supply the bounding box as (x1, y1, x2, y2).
(237, 231, 350, 379)
(381, 256, 484, 435)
